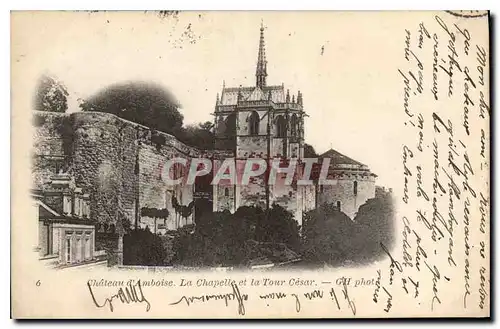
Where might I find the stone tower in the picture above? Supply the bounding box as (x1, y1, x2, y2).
(213, 23, 314, 225)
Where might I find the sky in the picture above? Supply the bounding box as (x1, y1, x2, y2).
(13, 11, 411, 187)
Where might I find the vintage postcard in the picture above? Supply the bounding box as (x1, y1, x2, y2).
(11, 10, 490, 318)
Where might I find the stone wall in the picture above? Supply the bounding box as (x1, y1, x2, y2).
(239, 174, 268, 209)
(33, 111, 214, 230)
(237, 136, 268, 158)
(138, 143, 195, 231)
(70, 112, 136, 225)
(317, 174, 376, 219)
(214, 183, 236, 212)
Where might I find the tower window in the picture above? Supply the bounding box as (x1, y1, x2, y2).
(225, 113, 237, 136)
(290, 114, 298, 137)
(337, 201, 341, 211)
(249, 111, 260, 136)
(224, 187, 229, 197)
(276, 115, 286, 138)
(354, 181, 358, 196)
(216, 117, 226, 135)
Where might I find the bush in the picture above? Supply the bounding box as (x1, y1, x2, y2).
(302, 204, 356, 266)
(123, 227, 167, 266)
(172, 204, 300, 267)
(352, 191, 396, 263)
(302, 192, 395, 266)
(256, 204, 301, 253)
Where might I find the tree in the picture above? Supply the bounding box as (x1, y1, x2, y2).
(78, 81, 218, 150)
(34, 75, 69, 112)
(353, 190, 395, 263)
(171, 203, 302, 267)
(123, 227, 166, 266)
(177, 121, 214, 150)
(256, 204, 301, 253)
(302, 191, 396, 267)
(302, 203, 357, 266)
(303, 143, 318, 158)
(80, 81, 184, 135)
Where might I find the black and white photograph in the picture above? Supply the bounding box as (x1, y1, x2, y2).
(30, 13, 396, 271)
(11, 10, 490, 318)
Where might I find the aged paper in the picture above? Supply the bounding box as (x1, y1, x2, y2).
(11, 10, 490, 318)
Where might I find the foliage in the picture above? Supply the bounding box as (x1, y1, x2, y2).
(150, 130, 167, 151)
(34, 75, 69, 113)
(302, 191, 395, 267)
(129, 191, 395, 268)
(176, 121, 214, 150)
(303, 143, 318, 158)
(79, 82, 216, 149)
(123, 227, 167, 266)
(53, 115, 75, 158)
(80, 81, 184, 136)
(302, 204, 356, 266)
(172, 209, 248, 267)
(353, 190, 395, 263)
(255, 204, 302, 253)
(172, 204, 300, 267)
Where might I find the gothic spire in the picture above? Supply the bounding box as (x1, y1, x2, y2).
(256, 21, 268, 88)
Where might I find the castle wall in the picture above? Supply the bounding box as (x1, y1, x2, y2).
(138, 143, 195, 232)
(301, 184, 317, 212)
(239, 176, 267, 209)
(214, 184, 236, 212)
(71, 112, 138, 225)
(237, 136, 268, 158)
(317, 174, 376, 219)
(33, 111, 212, 232)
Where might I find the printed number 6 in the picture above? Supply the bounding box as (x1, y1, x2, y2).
(36, 280, 41, 287)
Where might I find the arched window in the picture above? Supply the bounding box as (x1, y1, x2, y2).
(290, 114, 298, 137)
(354, 181, 358, 196)
(249, 111, 260, 136)
(220, 113, 237, 150)
(337, 201, 341, 211)
(225, 113, 237, 136)
(216, 116, 226, 135)
(224, 187, 229, 197)
(276, 115, 286, 138)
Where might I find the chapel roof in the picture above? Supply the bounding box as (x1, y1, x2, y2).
(220, 85, 285, 105)
(319, 148, 371, 171)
